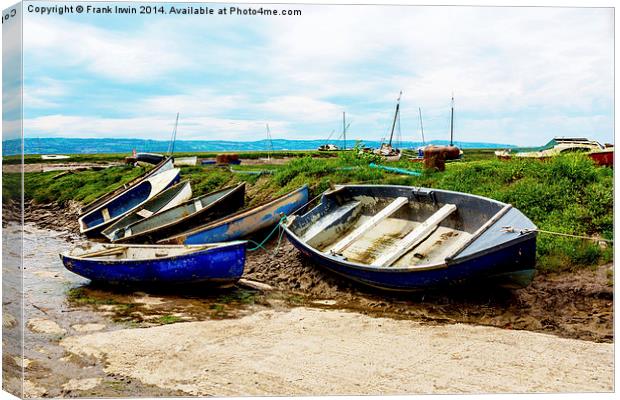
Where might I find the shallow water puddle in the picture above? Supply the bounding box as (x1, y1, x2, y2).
(14, 224, 274, 397)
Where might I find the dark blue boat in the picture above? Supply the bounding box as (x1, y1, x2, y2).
(283, 185, 537, 291)
(60, 241, 247, 287)
(159, 185, 309, 245)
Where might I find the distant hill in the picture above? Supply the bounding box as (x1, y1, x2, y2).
(2, 137, 515, 156)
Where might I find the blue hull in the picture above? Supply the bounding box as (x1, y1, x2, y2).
(163, 185, 309, 245)
(61, 243, 246, 286)
(283, 184, 538, 291)
(286, 233, 536, 291)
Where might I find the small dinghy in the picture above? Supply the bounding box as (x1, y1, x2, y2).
(159, 185, 309, 245)
(60, 241, 247, 287)
(283, 185, 537, 291)
(79, 157, 174, 217)
(78, 168, 181, 237)
(106, 183, 246, 243)
(101, 180, 193, 241)
(136, 152, 165, 165)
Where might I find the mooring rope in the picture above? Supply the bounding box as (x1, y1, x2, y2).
(248, 188, 329, 254)
(501, 226, 613, 243)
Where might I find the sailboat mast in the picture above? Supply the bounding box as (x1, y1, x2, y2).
(388, 91, 402, 146)
(168, 112, 179, 155)
(343, 112, 346, 150)
(418, 107, 425, 145)
(450, 95, 454, 146)
(266, 123, 274, 161)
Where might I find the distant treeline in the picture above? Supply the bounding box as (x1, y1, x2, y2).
(2, 137, 515, 156)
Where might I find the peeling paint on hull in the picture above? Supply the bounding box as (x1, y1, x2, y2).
(160, 185, 310, 245)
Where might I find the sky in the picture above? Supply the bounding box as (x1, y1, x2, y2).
(2, 1, 615, 146)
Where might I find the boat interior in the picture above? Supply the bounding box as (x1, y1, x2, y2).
(122, 184, 243, 237)
(80, 181, 153, 229)
(289, 186, 508, 268)
(69, 243, 232, 261)
(102, 180, 191, 238)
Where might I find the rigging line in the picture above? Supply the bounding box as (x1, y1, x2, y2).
(501, 226, 613, 243)
(168, 113, 180, 156)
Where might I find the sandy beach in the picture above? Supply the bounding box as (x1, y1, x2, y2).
(61, 307, 613, 396)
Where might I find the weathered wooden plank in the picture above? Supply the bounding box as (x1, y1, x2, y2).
(136, 209, 154, 218)
(331, 197, 409, 254)
(444, 203, 513, 262)
(101, 208, 111, 222)
(375, 203, 457, 267)
(80, 246, 127, 258)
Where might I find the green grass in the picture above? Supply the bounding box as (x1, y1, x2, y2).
(157, 315, 182, 324)
(21, 165, 149, 204)
(7, 150, 613, 273)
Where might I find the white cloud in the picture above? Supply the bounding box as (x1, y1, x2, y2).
(23, 114, 289, 141)
(23, 78, 67, 109)
(18, 5, 613, 145)
(23, 17, 192, 82)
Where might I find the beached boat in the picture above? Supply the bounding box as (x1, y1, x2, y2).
(60, 241, 247, 287)
(159, 185, 309, 245)
(495, 137, 613, 167)
(78, 168, 181, 237)
(41, 154, 70, 160)
(283, 185, 537, 291)
(373, 93, 402, 162)
(136, 152, 165, 165)
(589, 148, 614, 167)
(79, 157, 175, 217)
(173, 156, 198, 166)
(106, 183, 246, 243)
(100, 180, 193, 241)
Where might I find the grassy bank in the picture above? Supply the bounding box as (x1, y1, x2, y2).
(4, 151, 612, 273)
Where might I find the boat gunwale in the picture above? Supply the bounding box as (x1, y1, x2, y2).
(101, 179, 192, 240)
(162, 184, 309, 242)
(62, 240, 247, 263)
(283, 184, 538, 273)
(78, 167, 180, 234)
(114, 182, 246, 242)
(78, 157, 173, 217)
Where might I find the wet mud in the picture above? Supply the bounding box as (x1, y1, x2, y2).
(4, 202, 614, 397)
(245, 240, 614, 343)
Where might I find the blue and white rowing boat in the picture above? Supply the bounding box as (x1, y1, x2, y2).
(159, 185, 309, 245)
(78, 168, 181, 237)
(60, 241, 247, 287)
(100, 180, 193, 241)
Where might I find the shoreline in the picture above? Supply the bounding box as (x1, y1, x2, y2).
(2, 202, 614, 396)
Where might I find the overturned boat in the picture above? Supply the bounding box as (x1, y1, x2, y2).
(159, 185, 309, 245)
(283, 185, 537, 291)
(78, 168, 181, 237)
(105, 183, 246, 243)
(101, 180, 193, 242)
(60, 241, 247, 287)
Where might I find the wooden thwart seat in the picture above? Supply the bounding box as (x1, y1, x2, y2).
(101, 208, 111, 222)
(136, 209, 154, 218)
(331, 197, 409, 254)
(374, 203, 457, 267)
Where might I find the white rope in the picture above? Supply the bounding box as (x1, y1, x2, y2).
(501, 226, 613, 243)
